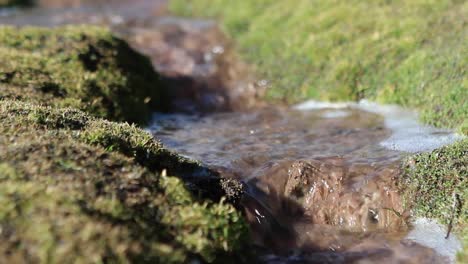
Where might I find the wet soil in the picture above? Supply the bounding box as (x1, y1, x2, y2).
(0, 1, 457, 263)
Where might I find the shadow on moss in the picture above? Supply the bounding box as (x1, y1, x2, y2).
(0, 25, 169, 124)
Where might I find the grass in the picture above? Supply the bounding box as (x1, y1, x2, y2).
(402, 139, 467, 226)
(170, 0, 467, 132)
(401, 139, 467, 262)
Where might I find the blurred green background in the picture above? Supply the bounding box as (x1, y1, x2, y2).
(171, 0, 467, 132)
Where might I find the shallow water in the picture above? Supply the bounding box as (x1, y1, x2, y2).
(1, 1, 463, 262)
(149, 102, 461, 263)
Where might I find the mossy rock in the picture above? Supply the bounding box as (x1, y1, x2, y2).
(0, 25, 167, 124)
(401, 139, 467, 261)
(0, 99, 251, 263)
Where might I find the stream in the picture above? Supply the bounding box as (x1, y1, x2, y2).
(150, 100, 461, 263)
(1, 0, 463, 263)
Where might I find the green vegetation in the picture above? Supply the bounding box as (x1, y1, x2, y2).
(170, 0, 467, 131)
(0, 100, 250, 263)
(0, 0, 32, 7)
(0, 25, 251, 263)
(401, 139, 467, 262)
(402, 139, 467, 226)
(1, 2, 465, 261)
(0, 25, 167, 124)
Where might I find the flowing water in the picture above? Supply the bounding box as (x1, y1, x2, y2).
(149, 101, 461, 263)
(1, 1, 463, 263)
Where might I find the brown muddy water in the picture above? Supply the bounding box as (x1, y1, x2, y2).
(1, 1, 463, 263)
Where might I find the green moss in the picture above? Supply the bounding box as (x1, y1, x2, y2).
(1, 99, 244, 200)
(0, 25, 166, 124)
(402, 139, 467, 224)
(401, 139, 467, 258)
(170, 0, 467, 131)
(0, 23, 251, 262)
(0, 99, 251, 263)
(80, 120, 197, 173)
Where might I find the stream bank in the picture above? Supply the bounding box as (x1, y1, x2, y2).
(0, 0, 466, 263)
(0, 2, 254, 262)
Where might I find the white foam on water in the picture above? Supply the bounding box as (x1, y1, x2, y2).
(321, 110, 351, 119)
(294, 100, 353, 110)
(406, 218, 462, 263)
(294, 100, 463, 153)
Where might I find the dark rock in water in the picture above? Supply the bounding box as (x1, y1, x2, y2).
(123, 17, 266, 113)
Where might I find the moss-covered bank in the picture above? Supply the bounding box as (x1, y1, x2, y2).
(170, 0, 467, 132)
(402, 139, 467, 228)
(0, 25, 166, 125)
(401, 139, 467, 262)
(0, 100, 249, 263)
(0, 25, 250, 263)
